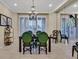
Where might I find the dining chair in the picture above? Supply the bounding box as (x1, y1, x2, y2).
(22, 32, 32, 54)
(36, 31, 41, 36)
(59, 31, 69, 44)
(37, 32, 48, 54)
(28, 31, 33, 35)
(52, 30, 59, 43)
(72, 42, 78, 59)
(36, 31, 41, 41)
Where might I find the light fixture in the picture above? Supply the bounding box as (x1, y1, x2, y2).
(29, 0, 37, 20)
(73, 4, 77, 7)
(31, 5, 36, 11)
(49, 4, 52, 7)
(14, 3, 17, 6)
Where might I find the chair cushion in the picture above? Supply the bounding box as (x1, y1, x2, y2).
(38, 32, 48, 45)
(22, 32, 32, 45)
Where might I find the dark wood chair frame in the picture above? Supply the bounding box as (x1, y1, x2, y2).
(19, 36, 52, 53)
(23, 42, 32, 54)
(72, 42, 78, 59)
(59, 31, 69, 44)
(38, 42, 47, 54)
(52, 30, 59, 43)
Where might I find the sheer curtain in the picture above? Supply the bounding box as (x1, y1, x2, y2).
(61, 14, 77, 39)
(20, 16, 29, 36)
(37, 16, 45, 32)
(19, 15, 46, 36)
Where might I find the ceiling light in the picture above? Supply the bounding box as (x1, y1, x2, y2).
(29, 11, 32, 13)
(34, 11, 38, 14)
(73, 4, 77, 7)
(14, 3, 17, 6)
(29, 0, 37, 20)
(49, 4, 52, 7)
(32, 8, 35, 11)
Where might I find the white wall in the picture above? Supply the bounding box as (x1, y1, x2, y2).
(0, 26, 5, 47)
(58, 1, 78, 30)
(47, 13, 57, 35)
(0, 2, 18, 47)
(0, 0, 78, 42)
(60, 1, 78, 14)
(48, 0, 78, 35)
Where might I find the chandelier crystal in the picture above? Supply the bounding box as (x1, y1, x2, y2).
(29, 0, 37, 20)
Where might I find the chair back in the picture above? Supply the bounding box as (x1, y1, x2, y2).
(52, 30, 59, 38)
(38, 32, 48, 44)
(28, 31, 32, 35)
(59, 30, 68, 38)
(36, 31, 41, 36)
(22, 32, 32, 44)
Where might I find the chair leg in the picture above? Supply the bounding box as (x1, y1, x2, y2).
(23, 44, 25, 54)
(60, 38, 62, 43)
(55, 38, 58, 43)
(55, 39, 57, 43)
(45, 45, 47, 54)
(67, 39, 69, 44)
(77, 53, 78, 59)
(38, 45, 40, 54)
(30, 45, 32, 54)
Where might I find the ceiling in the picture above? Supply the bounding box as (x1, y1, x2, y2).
(0, 0, 78, 13)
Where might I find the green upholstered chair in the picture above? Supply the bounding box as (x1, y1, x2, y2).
(22, 32, 32, 54)
(36, 31, 41, 36)
(36, 31, 41, 42)
(28, 31, 35, 42)
(28, 31, 32, 35)
(37, 32, 48, 54)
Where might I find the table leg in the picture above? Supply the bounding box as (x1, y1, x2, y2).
(19, 37, 22, 52)
(48, 38, 51, 52)
(72, 46, 75, 57)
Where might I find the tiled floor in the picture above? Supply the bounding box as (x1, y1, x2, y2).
(0, 39, 77, 59)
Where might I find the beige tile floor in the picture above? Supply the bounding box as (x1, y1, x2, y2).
(0, 39, 77, 59)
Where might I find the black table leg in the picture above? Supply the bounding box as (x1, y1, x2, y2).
(19, 37, 22, 52)
(72, 46, 74, 57)
(48, 38, 51, 52)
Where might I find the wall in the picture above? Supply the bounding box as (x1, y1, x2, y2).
(0, 2, 18, 47)
(18, 14, 49, 36)
(47, 13, 57, 35)
(0, 26, 5, 47)
(57, 1, 78, 30)
(0, 0, 78, 45)
(48, 1, 78, 35)
(59, 1, 78, 14)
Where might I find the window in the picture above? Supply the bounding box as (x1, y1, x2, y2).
(61, 14, 77, 39)
(37, 16, 46, 32)
(19, 15, 46, 36)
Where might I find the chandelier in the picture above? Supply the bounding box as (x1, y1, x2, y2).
(29, 0, 37, 20)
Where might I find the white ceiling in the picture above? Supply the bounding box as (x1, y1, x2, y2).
(0, 0, 78, 13)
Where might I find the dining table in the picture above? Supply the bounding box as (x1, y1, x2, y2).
(19, 35, 53, 53)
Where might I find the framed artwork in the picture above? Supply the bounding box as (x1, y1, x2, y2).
(1, 15, 7, 26)
(7, 17, 12, 27)
(0, 14, 12, 27)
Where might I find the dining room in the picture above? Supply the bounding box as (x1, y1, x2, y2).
(0, 0, 78, 59)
